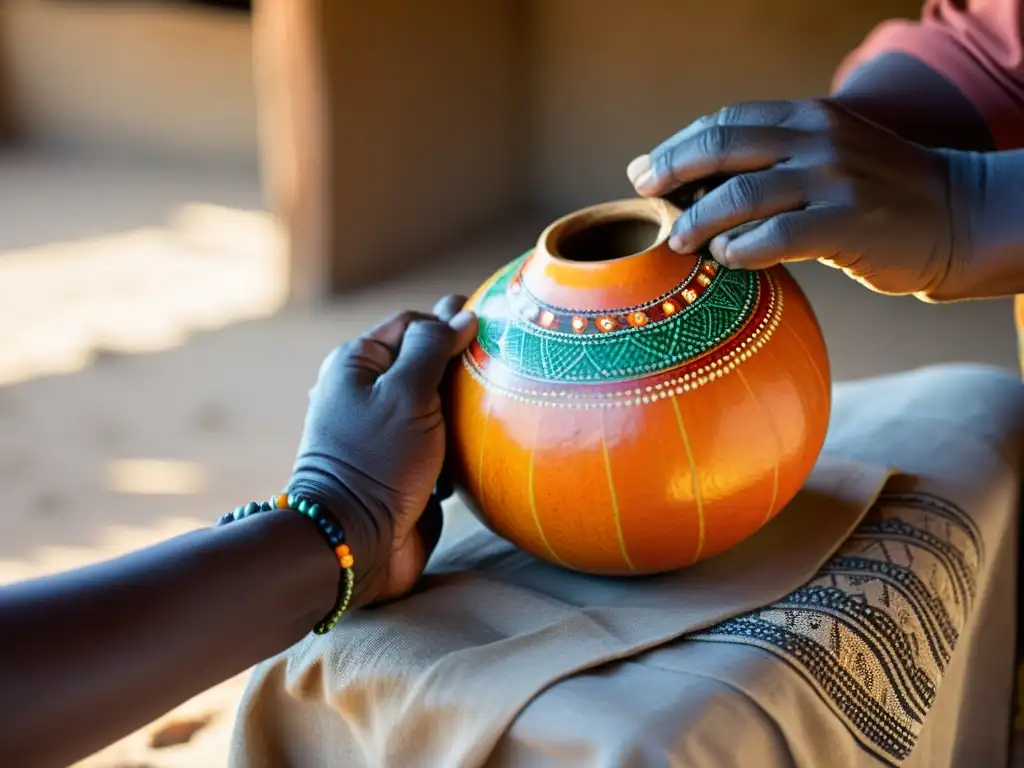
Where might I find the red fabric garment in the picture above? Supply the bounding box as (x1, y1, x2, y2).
(833, 0, 1024, 149)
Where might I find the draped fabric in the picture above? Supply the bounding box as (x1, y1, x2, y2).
(230, 365, 1024, 767)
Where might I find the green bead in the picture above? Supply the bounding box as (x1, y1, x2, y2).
(297, 498, 310, 514)
(307, 503, 321, 519)
(233, 506, 245, 520)
(244, 501, 260, 516)
(287, 494, 298, 509)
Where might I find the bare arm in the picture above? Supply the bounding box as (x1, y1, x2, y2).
(0, 509, 349, 767)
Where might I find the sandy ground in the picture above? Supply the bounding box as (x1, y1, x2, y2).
(0, 150, 1020, 766)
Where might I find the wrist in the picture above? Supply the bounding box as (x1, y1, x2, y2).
(236, 510, 339, 628)
(285, 474, 391, 609)
(248, 512, 337, 626)
(922, 149, 1024, 302)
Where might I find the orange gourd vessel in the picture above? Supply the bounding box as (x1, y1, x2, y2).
(446, 198, 831, 576)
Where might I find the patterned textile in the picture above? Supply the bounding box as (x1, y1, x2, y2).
(690, 491, 982, 767)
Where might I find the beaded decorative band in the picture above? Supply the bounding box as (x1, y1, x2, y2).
(216, 493, 356, 634)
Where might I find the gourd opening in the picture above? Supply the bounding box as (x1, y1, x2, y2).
(553, 217, 662, 263)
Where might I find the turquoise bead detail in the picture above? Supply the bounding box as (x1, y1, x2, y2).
(216, 492, 355, 636)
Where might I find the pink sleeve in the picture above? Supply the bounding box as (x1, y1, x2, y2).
(833, 0, 1024, 149)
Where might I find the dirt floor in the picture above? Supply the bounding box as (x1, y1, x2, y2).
(0, 150, 1020, 766)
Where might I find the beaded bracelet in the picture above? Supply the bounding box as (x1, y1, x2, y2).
(216, 493, 355, 634)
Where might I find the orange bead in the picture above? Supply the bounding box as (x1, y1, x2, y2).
(334, 544, 350, 558)
(340, 554, 355, 569)
(627, 311, 648, 328)
(274, 493, 289, 509)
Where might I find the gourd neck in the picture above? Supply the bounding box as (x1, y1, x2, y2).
(521, 198, 699, 312)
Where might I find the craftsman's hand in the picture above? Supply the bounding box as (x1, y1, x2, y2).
(288, 295, 476, 606)
(626, 99, 972, 300)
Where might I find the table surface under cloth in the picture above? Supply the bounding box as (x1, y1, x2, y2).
(230, 364, 1024, 768)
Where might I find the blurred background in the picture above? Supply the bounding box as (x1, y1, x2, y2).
(0, 1, 1015, 765)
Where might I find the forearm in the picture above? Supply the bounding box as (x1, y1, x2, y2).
(0, 509, 347, 767)
(833, 52, 995, 151)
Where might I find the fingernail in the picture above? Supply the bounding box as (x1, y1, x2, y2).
(627, 155, 656, 193)
(668, 235, 689, 253)
(448, 310, 476, 332)
(710, 235, 732, 266)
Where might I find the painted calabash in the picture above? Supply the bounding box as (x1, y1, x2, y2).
(447, 197, 831, 576)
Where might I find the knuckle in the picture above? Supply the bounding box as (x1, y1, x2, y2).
(680, 204, 703, 235)
(335, 339, 356, 359)
(725, 174, 763, 211)
(802, 98, 833, 128)
(651, 147, 674, 181)
(816, 141, 842, 166)
(716, 100, 794, 127)
(316, 345, 343, 378)
(393, 310, 421, 326)
(342, 336, 389, 366)
(715, 104, 749, 126)
(436, 293, 465, 312)
(694, 113, 715, 129)
(408, 318, 458, 352)
(697, 126, 733, 159)
(768, 100, 798, 122)
(766, 216, 799, 248)
(375, 381, 419, 419)
(348, 335, 381, 356)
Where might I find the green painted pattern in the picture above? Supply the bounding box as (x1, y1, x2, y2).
(474, 255, 761, 384)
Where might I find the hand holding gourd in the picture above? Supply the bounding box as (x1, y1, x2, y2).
(626, 99, 991, 302)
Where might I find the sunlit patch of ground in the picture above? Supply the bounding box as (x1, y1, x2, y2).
(0, 202, 288, 387)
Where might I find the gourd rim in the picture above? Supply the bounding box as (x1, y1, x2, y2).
(539, 197, 681, 265)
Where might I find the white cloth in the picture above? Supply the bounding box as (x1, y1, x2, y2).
(230, 364, 1024, 768)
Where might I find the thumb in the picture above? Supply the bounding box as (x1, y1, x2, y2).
(385, 311, 477, 393)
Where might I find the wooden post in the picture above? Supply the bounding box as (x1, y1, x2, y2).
(252, 0, 332, 305)
(253, 0, 530, 304)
